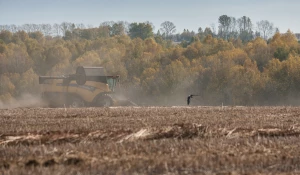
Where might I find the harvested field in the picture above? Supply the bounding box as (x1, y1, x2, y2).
(1, 106, 300, 174)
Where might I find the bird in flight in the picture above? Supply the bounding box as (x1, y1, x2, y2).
(187, 94, 199, 105)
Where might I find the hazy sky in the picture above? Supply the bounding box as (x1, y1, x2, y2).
(0, 0, 299, 33)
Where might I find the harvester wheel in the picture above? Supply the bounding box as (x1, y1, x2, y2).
(96, 95, 113, 107)
(68, 96, 85, 108)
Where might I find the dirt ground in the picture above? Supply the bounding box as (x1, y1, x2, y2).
(1, 106, 300, 174)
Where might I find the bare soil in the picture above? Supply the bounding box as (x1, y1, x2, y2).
(1, 106, 300, 174)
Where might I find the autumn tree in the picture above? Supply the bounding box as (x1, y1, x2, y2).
(44, 44, 72, 74)
(99, 21, 128, 37)
(98, 26, 111, 38)
(28, 31, 44, 42)
(79, 28, 98, 40)
(0, 53, 7, 74)
(18, 68, 39, 95)
(12, 31, 29, 43)
(245, 37, 271, 71)
(0, 75, 15, 98)
(5, 44, 33, 74)
(263, 55, 300, 104)
(24, 37, 45, 74)
(230, 59, 262, 105)
(140, 67, 160, 95)
(270, 30, 298, 61)
(0, 30, 12, 43)
(161, 60, 189, 94)
(110, 22, 125, 36)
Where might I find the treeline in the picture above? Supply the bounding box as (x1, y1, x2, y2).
(0, 16, 300, 105)
(0, 15, 278, 42)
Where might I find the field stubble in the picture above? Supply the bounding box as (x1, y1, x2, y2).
(1, 106, 300, 174)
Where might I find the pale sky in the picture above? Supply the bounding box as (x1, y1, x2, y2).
(0, 0, 299, 33)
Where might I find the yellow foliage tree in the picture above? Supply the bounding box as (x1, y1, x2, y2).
(161, 60, 189, 94)
(228, 59, 262, 105)
(45, 44, 72, 75)
(141, 68, 160, 95)
(270, 30, 298, 61)
(0, 75, 15, 96)
(144, 38, 162, 55)
(245, 37, 271, 71)
(100, 48, 128, 81)
(73, 50, 101, 67)
(5, 43, 33, 74)
(18, 68, 39, 94)
(0, 92, 12, 104)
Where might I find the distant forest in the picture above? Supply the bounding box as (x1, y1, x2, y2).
(0, 15, 300, 106)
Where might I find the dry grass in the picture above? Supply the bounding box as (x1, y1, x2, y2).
(1, 106, 300, 174)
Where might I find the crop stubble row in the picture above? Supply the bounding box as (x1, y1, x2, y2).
(1, 106, 300, 174)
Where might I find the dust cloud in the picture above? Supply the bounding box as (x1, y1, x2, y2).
(0, 93, 46, 109)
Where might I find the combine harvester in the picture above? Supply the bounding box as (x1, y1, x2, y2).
(39, 66, 136, 107)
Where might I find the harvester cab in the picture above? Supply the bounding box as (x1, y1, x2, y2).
(39, 66, 122, 107)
